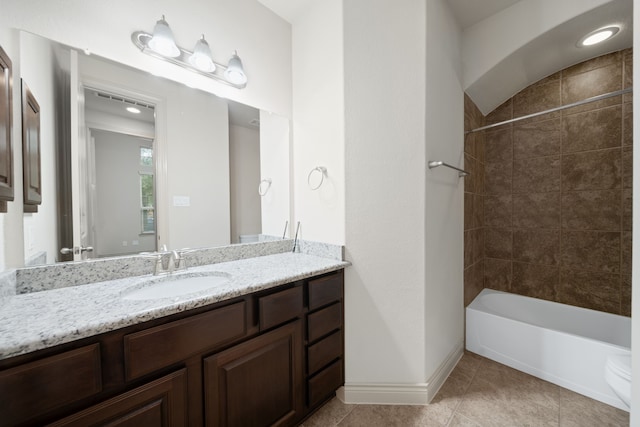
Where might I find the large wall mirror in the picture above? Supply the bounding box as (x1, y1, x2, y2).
(20, 31, 291, 266)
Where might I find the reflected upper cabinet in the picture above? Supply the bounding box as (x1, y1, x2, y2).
(22, 80, 41, 212)
(0, 45, 14, 213)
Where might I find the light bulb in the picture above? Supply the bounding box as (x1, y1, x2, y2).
(148, 16, 180, 57)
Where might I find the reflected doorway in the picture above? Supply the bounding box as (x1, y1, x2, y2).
(79, 88, 157, 258)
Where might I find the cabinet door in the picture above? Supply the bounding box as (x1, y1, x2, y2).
(48, 369, 187, 427)
(204, 321, 303, 427)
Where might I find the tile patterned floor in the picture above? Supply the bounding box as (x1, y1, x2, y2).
(302, 352, 629, 427)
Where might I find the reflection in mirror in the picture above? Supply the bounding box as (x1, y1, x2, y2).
(81, 88, 157, 258)
(20, 31, 291, 267)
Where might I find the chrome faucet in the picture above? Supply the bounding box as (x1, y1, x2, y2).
(141, 247, 188, 275)
(171, 250, 187, 272)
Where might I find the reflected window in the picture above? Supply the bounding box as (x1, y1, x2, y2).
(140, 173, 155, 233)
(140, 146, 153, 166)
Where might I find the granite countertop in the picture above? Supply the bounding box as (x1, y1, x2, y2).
(0, 252, 349, 361)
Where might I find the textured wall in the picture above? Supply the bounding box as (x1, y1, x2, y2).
(464, 49, 633, 316)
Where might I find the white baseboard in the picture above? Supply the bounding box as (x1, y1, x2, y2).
(337, 341, 464, 405)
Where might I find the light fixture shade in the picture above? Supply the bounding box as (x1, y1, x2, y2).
(148, 16, 181, 57)
(189, 35, 216, 72)
(224, 51, 247, 85)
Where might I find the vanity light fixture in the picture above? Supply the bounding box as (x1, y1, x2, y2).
(132, 16, 247, 89)
(126, 106, 141, 114)
(578, 25, 620, 47)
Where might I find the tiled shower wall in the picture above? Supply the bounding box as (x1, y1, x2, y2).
(464, 49, 633, 316)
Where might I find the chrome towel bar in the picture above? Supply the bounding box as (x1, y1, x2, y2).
(428, 160, 469, 177)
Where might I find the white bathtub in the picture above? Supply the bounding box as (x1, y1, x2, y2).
(466, 288, 631, 411)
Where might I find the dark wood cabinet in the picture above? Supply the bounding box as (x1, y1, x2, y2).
(204, 321, 303, 427)
(49, 369, 187, 427)
(0, 269, 344, 427)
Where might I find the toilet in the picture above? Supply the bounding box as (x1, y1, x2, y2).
(605, 354, 631, 409)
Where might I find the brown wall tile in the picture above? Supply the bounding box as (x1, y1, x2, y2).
(562, 51, 621, 78)
(561, 190, 621, 231)
(464, 262, 484, 307)
(484, 258, 512, 291)
(464, 49, 632, 316)
(512, 192, 560, 229)
(464, 230, 473, 268)
(485, 228, 512, 259)
(513, 229, 559, 265)
(473, 194, 484, 229)
(623, 103, 633, 145)
(562, 106, 622, 153)
(485, 98, 512, 125)
(464, 153, 478, 194)
(562, 149, 621, 192)
(623, 49, 633, 91)
(472, 228, 484, 264)
(511, 262, 558, 301)
(464, 192, 473, 231)
(623, 146, 632, 189)
(558, 269, 621, 314)
(622, 274, 631, 317)
(562, 63, 622, 107)
(561, 231, 621, 273)
(622, 231, 632, 276)
(484, 195, 512, 227)
(513, 79, 561, 118)
(513, 156, 561, 193)
(513, 119, 561, 159)
(623, 189, 632, 232)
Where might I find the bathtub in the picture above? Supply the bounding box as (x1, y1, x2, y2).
(466, 289, 631, 411)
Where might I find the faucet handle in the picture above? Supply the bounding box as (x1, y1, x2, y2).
(139, 252, 169, 275)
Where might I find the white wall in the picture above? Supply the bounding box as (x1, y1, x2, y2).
(291, 0, 345, 245)
(260, 111, 291, 237)
(20, 32, 59, 265)
(0, 0, 291, 117)
(342, 0, 428, 397)
(229, 124, 261, 243)
(424, 0, 465, 382)
(630, 0, 639, 423)
(92, 130, 155, 256)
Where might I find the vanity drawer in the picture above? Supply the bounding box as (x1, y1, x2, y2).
(307, 359, 343, 408)
(0, 344, 102, 426)
(259, 286, 303, 331)
(307, 330, 343, 375)
(124, 301, 246, 380)
(307, 302, 342, 343)
(308, 272, 343, 310)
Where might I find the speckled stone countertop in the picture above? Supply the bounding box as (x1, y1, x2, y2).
(0, 252, 349, 361)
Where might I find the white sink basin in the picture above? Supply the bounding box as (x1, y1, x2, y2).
(122, 273, 231, 300)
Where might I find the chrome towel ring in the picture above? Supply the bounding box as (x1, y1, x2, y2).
(308, 166, 327, 190)
(258, 178, 272, 196)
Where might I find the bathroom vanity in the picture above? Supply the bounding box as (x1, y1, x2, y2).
(0, 251, 346, 426)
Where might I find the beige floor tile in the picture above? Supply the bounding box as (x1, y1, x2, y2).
(301, 397, 355, 427)
(456, 359, 560, 426)
(336, 404, 446, 427)
(446, 413, 482, 427)
(558, 387, 629, 427)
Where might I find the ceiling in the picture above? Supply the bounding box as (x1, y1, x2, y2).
(259, 0, 523, 28)
(446, 0, 522, 29)
(85, 89, 260, 130)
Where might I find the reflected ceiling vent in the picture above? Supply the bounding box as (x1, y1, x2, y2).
(249, 118, 260, 127)
(93, 91, 155, 111)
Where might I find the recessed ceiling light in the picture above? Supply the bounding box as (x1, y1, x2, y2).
(126, 107, 141, 114)
(578, 26, 620, 47)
